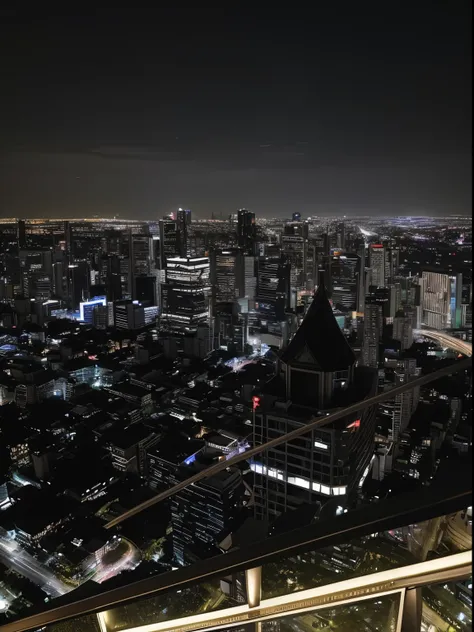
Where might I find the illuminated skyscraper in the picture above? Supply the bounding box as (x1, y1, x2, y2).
(361, 300, 382, 368)
(256, 254, 290, 326)
(210, 248, 244, 306)
(160, 256, 211, 333)
(369, 244, 385, 288)
(422, 271, 463, 329)
(329, 251, 361, 312)
(253, 281, 377, 521)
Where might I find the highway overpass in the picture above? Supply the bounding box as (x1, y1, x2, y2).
(414, 329, 472, 357)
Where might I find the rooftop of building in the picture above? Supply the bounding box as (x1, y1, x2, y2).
(280, 279, 356, 372)
(106, 422, 158, 450)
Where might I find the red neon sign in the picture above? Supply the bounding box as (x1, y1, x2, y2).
(347, 419, 360, 430)
(252, 396, 261, 410)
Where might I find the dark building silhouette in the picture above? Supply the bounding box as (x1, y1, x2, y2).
(253, 280, 378, 521)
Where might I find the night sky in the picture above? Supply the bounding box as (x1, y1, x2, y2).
(0, 6, 471, 219)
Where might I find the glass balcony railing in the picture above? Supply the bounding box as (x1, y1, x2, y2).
(0, 358, 471, 632)
(1, 480, 470, 632)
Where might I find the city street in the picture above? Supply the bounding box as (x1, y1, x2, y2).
(0, 534, 70, 598)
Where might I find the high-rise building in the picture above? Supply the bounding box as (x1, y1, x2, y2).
(336, 222, 345, 250)
(237, 209, 256, 255)
(243, 256, 257, 305)
(329, 252, 361, 312)
(422, 271, 463, 329)
(176, 208, 192, 257)
(158, 219, 180, 269)
(389, 359, 420, 443)
(99, 254, 122, 302)
(361, 300, 382, 368)
(160, 256, 211, 333)
(256, 255, 290, 326)
(114, 300, 145, 330)
(253, 281, 377, 521)
(369, 244, 385, 288)
(281, 228, 308, 307)
(393, 309, 414, 351)
(17, 220, 26, 249)
(171, 463, 243, 565)
(210, 248, 244, 306)
(357, 245, 366, 314)
(67, 261, 90, 309)
(135, 276, 157, 306)
(129, 231, 153, 299)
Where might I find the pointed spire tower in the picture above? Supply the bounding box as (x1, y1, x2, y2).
(280, 277, 355, 408)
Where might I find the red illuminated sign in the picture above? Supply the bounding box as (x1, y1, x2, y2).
(252, 396, 261, 410)
(347, 419, 361, 430)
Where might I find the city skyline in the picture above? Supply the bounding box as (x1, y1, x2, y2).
(0, 7, 471, 631)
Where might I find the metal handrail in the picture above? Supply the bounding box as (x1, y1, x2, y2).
(105, 356, 472, 528)
(1, 479, 471, 632)
(0, 357, 471, 632)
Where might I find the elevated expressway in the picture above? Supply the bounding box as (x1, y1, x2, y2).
(414, 328, 472, 357)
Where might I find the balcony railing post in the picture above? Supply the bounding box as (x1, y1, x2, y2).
(400, 586, 422, 632)
(246, 566, 262, 608)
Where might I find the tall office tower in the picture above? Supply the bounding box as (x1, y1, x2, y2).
(114, 300, 145, 330)
(336, 222, 345, 250)
(19, 249, 53, 300)
(314, 232, 330, 258)
(171, 465, 243, 565)
(67, 262, 90, 309)
(256, 255, 290, 327)
(243, 256, 257, 306)
(329, 252, 360, 311)
(367, 286, 392, 322)
(421, 271, 463, 329)
(253, 281, 377, 522)
(160, 256, 211, 333)
(52, 261, 66, 299)
(210, 248, 244, 306)
(158, 219, 180, 269)
(129, 231, 153, 299)
(390, 359, 420, 443)
(135, 276, 157, 305)
(99, 255, 122, 302)
(237, 209, 256, 255)
(176, 208, 191, 256)
(129, 231, 152, 276)
(214, 302, 248, 352)
(282, 223, 308, 307)
(369, 244, 386, 288)
(361, 300, 382, 368)
(305, 240, 317, 292)
(357, 245, 366, 314)
(386, 247, 399, 284)
(393, 310, 414, 351)
(17, 220, 26, 248)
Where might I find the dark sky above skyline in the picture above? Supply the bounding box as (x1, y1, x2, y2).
(0, 6, 471, 219)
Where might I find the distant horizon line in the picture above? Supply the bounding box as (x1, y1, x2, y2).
(0, 213, 471, 223)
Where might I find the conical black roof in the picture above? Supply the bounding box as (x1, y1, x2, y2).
(280, 280, 356, 371)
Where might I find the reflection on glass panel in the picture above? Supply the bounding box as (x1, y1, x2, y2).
(260, 592, 401, 632)
(263, 509, 472, 599)
(421, 576, 472, 632)
(46, 613, 101, 631)
(100, 573, 245, 632)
